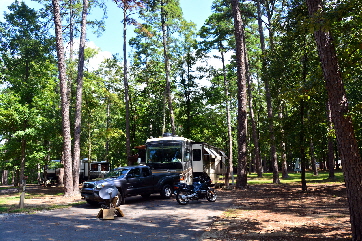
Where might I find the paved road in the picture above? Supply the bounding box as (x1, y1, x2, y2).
(0, 192, 231, 241)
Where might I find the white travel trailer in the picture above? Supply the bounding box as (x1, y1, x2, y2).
(45, 159, 110, 183)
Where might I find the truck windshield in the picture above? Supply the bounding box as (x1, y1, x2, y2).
(106, 168, 129, 178)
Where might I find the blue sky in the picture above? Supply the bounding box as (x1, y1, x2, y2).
(89, 0, 213, 55)
(1, 0, 229, 80)
(1, 0, 213, 55)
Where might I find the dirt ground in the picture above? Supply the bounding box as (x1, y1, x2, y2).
(1, 183, 351, 240)
(202, 183, 351, 241)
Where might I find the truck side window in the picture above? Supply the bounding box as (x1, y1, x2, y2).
(134, 168, 141, 177)
(142, 168, 151, 177)
(128, 168, 141, 177)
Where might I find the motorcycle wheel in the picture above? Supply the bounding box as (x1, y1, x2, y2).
(206, 189, 217, 202)
(176, 191, 189, 205)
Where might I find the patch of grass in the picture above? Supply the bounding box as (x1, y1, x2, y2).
(220, 171, 344, 185)
(223, 209, 239, 218)
(0, 206, 8, 212)
(0, 187, 12, 190)
(0, 196, 18, 204)
(6, 201, 86, 214)
(26, 192, 64, 198)
(247, 171, 344, 184)
(0, 188, 85, 214)
(0, 200, 86, 214)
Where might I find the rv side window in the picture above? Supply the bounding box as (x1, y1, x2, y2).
(193, 149, 201, 161)
(101, 163, 109, 171)
(91, 163, 98, 171)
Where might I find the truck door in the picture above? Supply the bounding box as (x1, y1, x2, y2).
(125, 168, 142, 194)
(140, 167, 154, 193)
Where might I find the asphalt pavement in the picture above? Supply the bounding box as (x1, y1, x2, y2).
(0, 192, 232, 241)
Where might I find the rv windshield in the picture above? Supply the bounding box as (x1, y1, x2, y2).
(147, 140, 182, 163)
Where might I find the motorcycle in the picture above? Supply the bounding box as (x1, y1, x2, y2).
(174, 175, 217, 205)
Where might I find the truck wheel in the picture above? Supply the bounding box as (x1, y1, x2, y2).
(116, 191, 125, 206)
(160, 184, 172, 198)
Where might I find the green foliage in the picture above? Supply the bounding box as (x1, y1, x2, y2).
(1, 0, 361, 185)
(0, 2, 60, 178)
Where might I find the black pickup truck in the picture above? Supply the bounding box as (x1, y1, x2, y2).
(81, 165, 179, 206)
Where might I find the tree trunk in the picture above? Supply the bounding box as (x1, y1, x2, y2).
(300, 100, 307, 192)
(73, 0, 88, 194)
(256, 0, 279, 183)
(230, 0, 248, 189)
(220, 48, 233, 187)
(2, 170, 8, 185)
(161, 0, 176, 135)
(306, 0, 362, 239)
(52, 0, 73, 196)
(326, 101, 335, 179)
(122, 4, 132, 165)
(279, 104, 289, 178)
(310, 139, 318, 176)
(245, 43, 262, 179)
(19, 137, 26, 188)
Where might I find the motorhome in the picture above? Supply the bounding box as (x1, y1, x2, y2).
(143, 133, 227, 184)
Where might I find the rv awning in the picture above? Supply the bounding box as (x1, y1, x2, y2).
(220, 151, 228, 159)
(209, 149, 221, 161)
(204, 147, 215, 158)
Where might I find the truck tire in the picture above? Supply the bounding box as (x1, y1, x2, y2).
(116, 191, 125, 206)
(160, 184, 172, 198)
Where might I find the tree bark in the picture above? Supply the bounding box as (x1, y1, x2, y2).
(161, 0, 176, 135)
(220, 48, 233, 187)
(19, 137, 26, 188)
(52, 0, 73, 196)
(326, 101, 335, 179)
(310, 139, 318, 176)
(279, 104, 289, 178)
(306, 0, 362, 239)
(300, 100, 307, 192)
(73, 0, 88, 194)
(245, 43, 262, 179)
(1, 170, 8, 185)
(256, 0, 279, 183)
(230, 0, 248, 189)
(122, 3, 132, 165)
